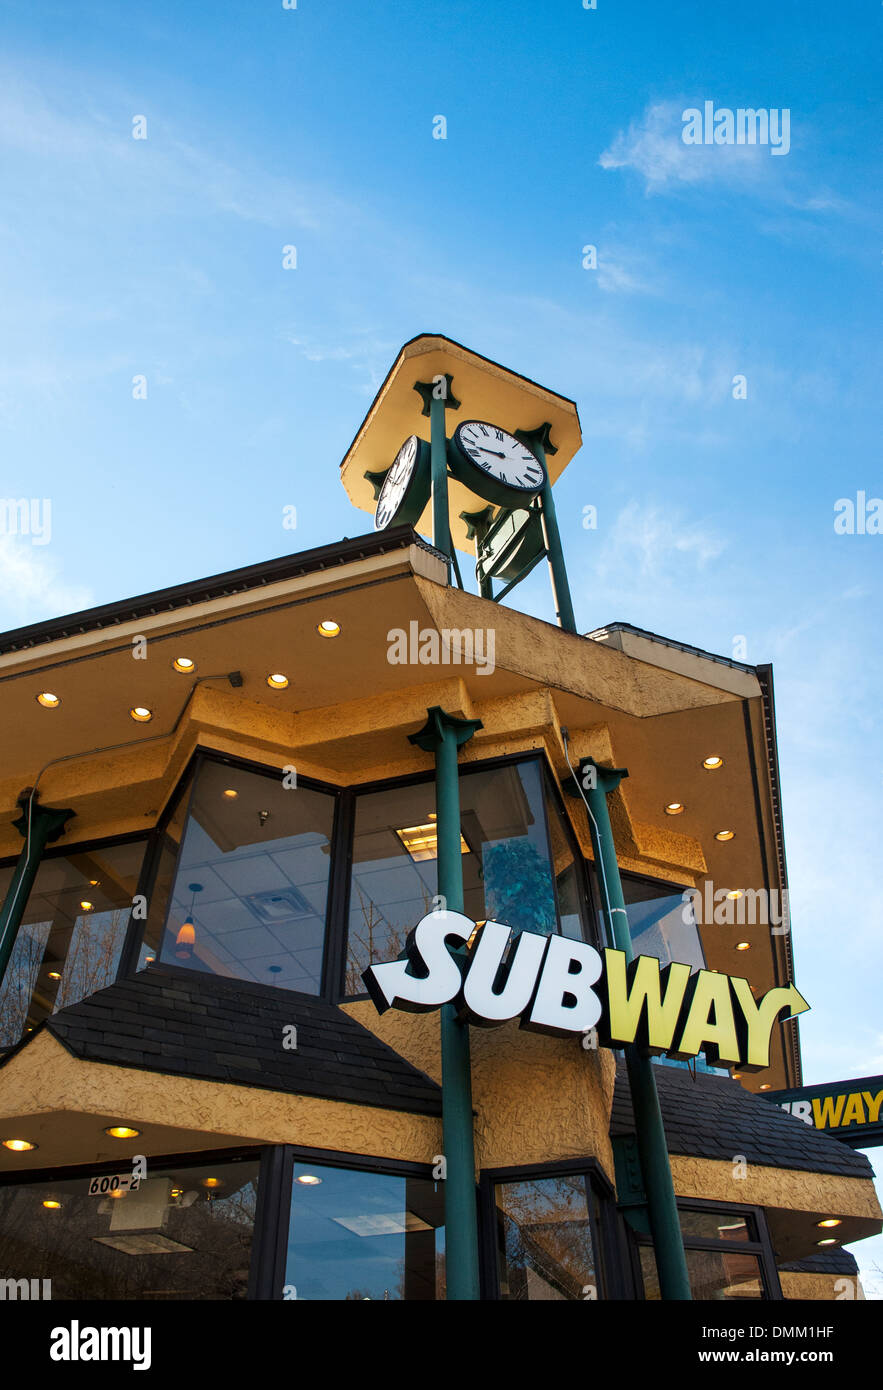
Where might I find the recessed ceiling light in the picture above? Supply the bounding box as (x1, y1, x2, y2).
(104, 1125, 140, 1139)
(266, 673, 289, 689)
(726, 890, 742, 900)
(317, 621, 340, 638)
(735, 941, 751, 951)
(36, 692, 61, 708)
(715, 829, 735, 841)
(222, 789, 238, 799)
(47, 970, 62, 980)
(172, 657, 196, 673)
(3, 1139, 37, 1152)
(664, 803, 684, 815)
(759, 1083, 771, 1090)
(732, 1072, 742, 1079)
(816, 1238, 839, 1246)
(817, 1219, 842, 1228)
(42, 1199, 62, 1209)
(79, 900, 93, 912)
(296, 1174, 322, 1185)
(703, 756, 724, 770)
(89, 879, 99, 886)
(202, 1177, 224, 1189)
(130, 706, 153, 722)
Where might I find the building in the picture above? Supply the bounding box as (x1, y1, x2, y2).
(0, 337, 878, 1301)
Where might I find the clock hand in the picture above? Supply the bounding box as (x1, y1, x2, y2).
(474, 447, 507, 459)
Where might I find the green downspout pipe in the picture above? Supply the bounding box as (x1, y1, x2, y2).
(580, 757, 692, 1301)
(0, 797, 74, 989)
(410, 706, 483, 1300)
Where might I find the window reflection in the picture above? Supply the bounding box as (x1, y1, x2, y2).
(0, 1157, 259, 1299)
(0, 840, 148, 1047)
(495, 1174, 602, 1300)
(284, 1162, 444, 1300)
(345, 760, 569, 993)
(156, 760, 335, 994)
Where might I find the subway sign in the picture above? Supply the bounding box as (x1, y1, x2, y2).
(762, 1076, 883, 1149)
(362, 911, 809, 1072)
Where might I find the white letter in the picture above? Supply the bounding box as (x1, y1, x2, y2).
(525, 936, 603, 1037)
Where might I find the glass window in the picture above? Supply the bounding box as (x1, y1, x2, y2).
(0, 839, 148, 1048)
(135, 769, 195, 971)
(0, 1156, 259, 1299)
(640, 1246, 764, 1301)
(637, 1204, 773, 1300)
(283, 1160, 444, 1300)
(610, 872, 706, 971)
(345, 760, 575, 993)
(155, 760, 335, 995)
(494, 1173, 604, 1300)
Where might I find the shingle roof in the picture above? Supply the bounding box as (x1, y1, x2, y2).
(611, 1060, 874, 1179)
(779, 1249, 858, 1275)
(40, 968, 441, 1117)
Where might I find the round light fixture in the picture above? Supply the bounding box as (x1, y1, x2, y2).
(172, 657, 196, 673)
(317, 621, 340, 638)
(664, 803, 684, 815)
(79, 900, 93, 912)
(143, 955, 155, 965)
(296, 1174, 322, 1186)
(703, 756, 724, 771)
(726, 890, 742, 900)
(816, 1238, 839, 1247)
(47, 970, 62, 981)
(266, 673, 289, 690)
(3, 1139, 38, 1152)
(202, 1177, 224, 1189)
(735, 942, 751, 952)
(104, 1125, 140, 1139)
(42, 1199, 62, 1210)
(130, 706, 153, 722)
(36, 692, 61, 708)
(759, 1083, 771, 1091)
(89, 879, 99, 886)
(715, 829, 735, 842)
(817, 1219, 842, 1229)
(222, 789, 238, 800)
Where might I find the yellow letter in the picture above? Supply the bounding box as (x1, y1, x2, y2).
(730, 978, 810, 1071)
(674, 971, 740, 1067)
(602, 950, 691, 1051)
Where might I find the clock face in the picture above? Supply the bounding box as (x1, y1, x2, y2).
(452, 421, 547, 498)
(374, 435, 429, 530)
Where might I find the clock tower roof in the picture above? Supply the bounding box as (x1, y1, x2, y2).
(339, 333, 582, 554)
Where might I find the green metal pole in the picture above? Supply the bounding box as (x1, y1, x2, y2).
(0, 797, 74, 989)
(414, 375, 459, 578)
(580, 757, 692, 1301)
(429, 393, 451, 566)
(410, 706, 483, 1301)
(515, 424, 577, 634)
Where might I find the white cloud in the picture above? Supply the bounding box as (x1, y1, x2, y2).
(594, 500, 726, 583)
(0, 539, 92, 628)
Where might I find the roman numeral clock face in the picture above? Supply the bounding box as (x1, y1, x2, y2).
(451, 420, 547, 507)
(374, 434, 430, 530)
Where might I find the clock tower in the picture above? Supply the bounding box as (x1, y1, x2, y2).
(339, 333, 581, 632)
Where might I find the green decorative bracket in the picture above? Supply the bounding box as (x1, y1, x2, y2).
(514, 421, 558, 457)
(363, 467, 390, 501)
(413, 375, 461, 416)
(612, 1135, 651, 1237)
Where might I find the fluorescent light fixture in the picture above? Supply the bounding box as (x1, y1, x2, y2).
(394, 822, 469, 862)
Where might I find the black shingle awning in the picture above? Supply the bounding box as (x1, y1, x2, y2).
(38, 968, 442, 1117)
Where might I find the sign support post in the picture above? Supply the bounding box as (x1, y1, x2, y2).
(0, 796, 74, 990)
(580, 757, 692, 1301)
(409, 706, 483, 1301)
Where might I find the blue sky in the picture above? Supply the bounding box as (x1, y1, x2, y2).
(1, 0, 881, 1291)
